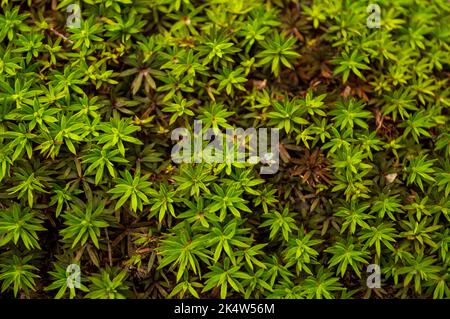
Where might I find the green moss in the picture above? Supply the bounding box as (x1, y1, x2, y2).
(0, 0, 449, 299)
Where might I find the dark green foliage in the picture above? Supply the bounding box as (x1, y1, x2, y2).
(0, 0, 449, 299)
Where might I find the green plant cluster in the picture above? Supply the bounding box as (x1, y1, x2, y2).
(0, 0, 449, 299)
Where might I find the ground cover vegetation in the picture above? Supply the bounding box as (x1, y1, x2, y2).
(0, 0, 449, 299)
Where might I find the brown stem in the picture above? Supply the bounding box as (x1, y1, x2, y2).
(105, 228, 113, 267)
(49, 27, 74, 44)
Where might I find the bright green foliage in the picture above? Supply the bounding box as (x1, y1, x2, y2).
(326, 240, 370, 278)
(84, 268, 130, 299)
(256, 33, 300, 76)
(0, 204, 45, 249)
(260, 206, 298, 242)
(108, 171, 153, 212)
(44, 262, 89, 299)
(60, 199, 111, 248)
(202, 258, 251, 299)
(333, 50, 370, 83)
(268, 96, 308, 134)
(158, 224, 210, 282)
(0, 255, 39, 297)
(0, 0, 449, 300)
